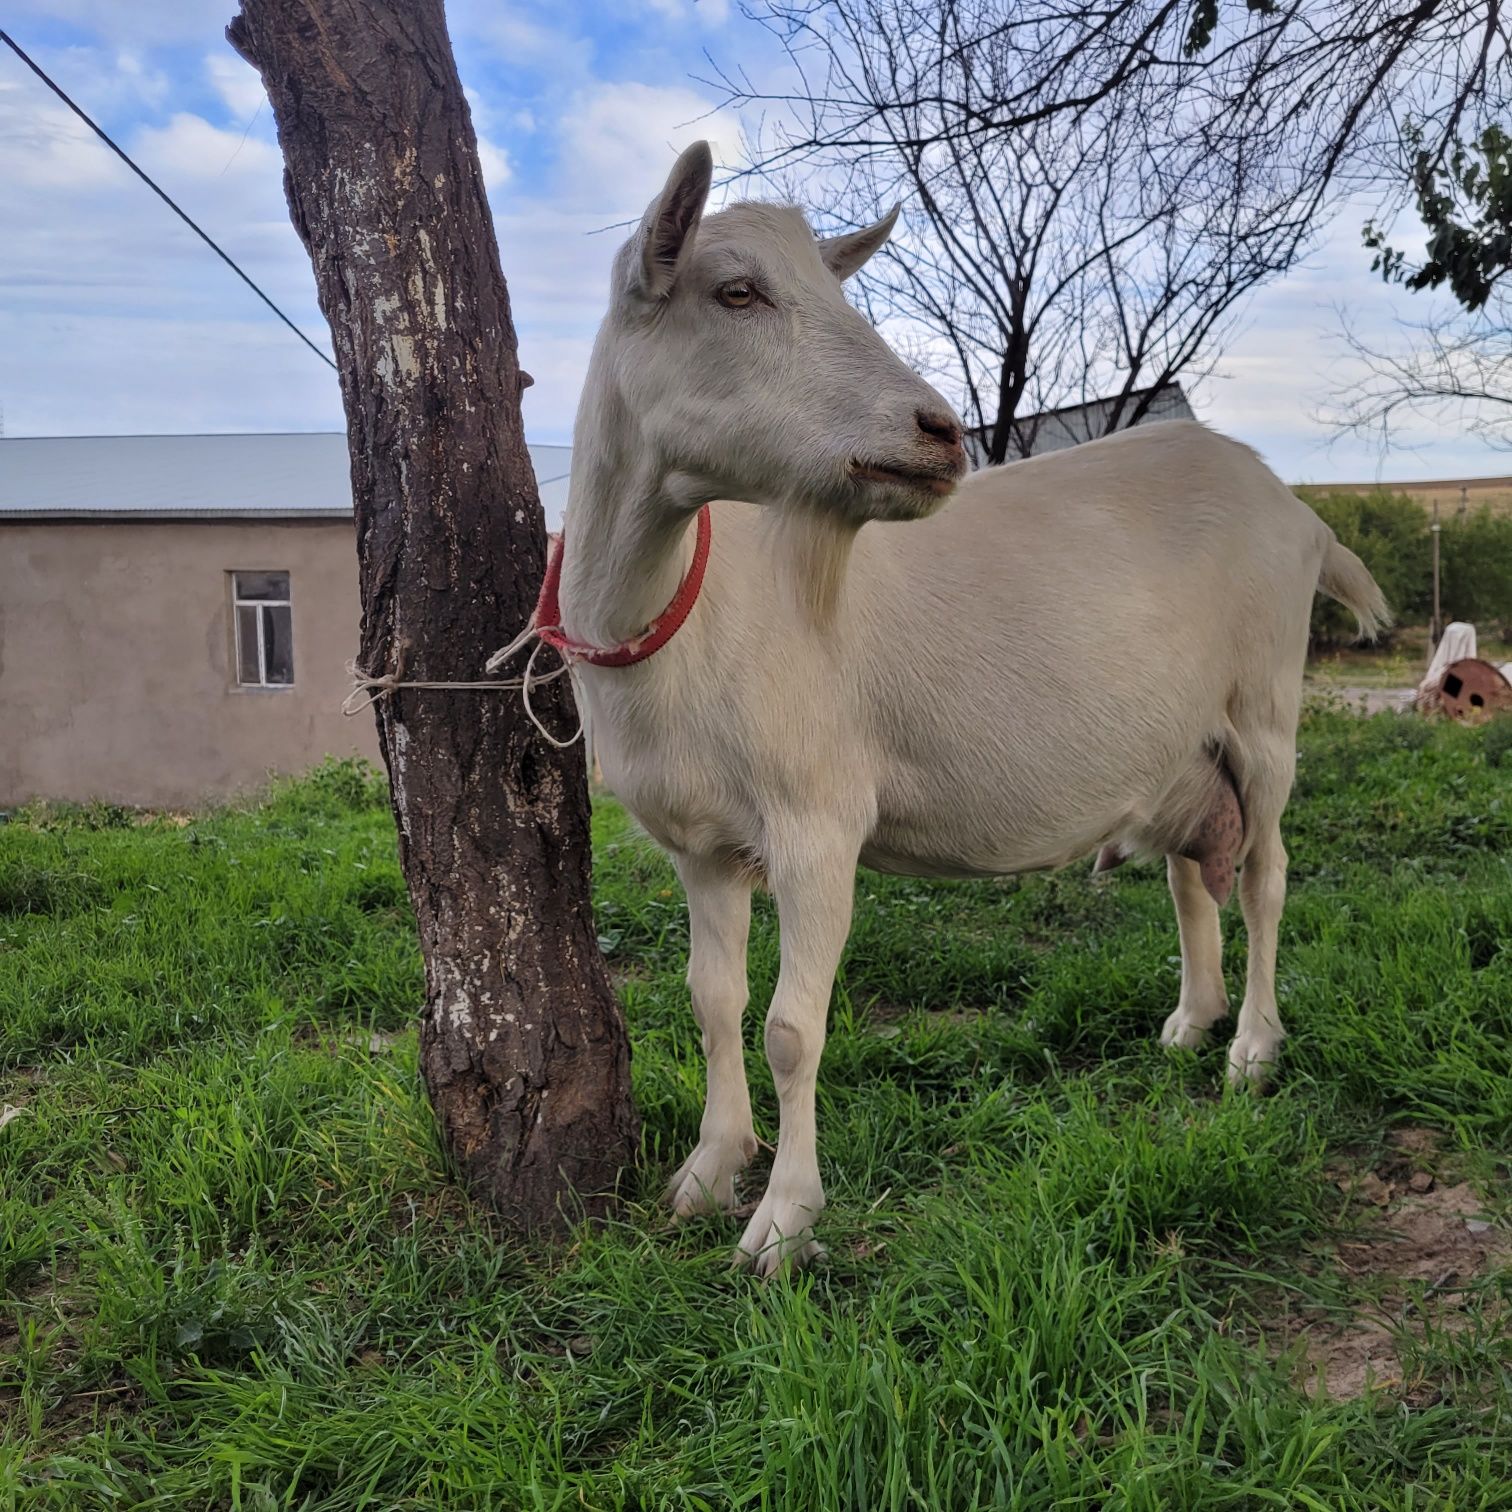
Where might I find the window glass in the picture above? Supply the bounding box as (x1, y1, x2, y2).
(234, 571, 289, 602)
(262, 604, 294, 684)
(236, 604, 262, 685)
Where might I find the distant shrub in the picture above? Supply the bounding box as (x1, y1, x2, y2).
(1439, 508, 1512, 637)
(1301, 488, 1430, 646)
(1301, 490, 1512, 644)
(288, 756, 390, 814)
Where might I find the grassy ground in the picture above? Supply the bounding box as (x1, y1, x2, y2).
(3, 712, 1512, 1509)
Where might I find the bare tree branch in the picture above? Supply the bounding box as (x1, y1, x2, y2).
(711, 1, 1509, 456)
(1323, 296, 1512, 450)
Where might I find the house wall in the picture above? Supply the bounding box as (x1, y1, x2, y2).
(0, 520, 381, 807)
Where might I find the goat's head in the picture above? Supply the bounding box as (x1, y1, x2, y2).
(589, 141, 968, 524)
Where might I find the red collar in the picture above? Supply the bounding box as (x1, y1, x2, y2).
(532, 504, 712, 668)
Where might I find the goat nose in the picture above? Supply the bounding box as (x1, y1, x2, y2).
(916, 408, 963, 448)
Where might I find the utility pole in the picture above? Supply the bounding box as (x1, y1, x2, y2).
(1430, 497, 1442, 645)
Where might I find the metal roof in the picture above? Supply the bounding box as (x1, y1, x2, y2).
(965, 382, 1194, 464)
(0, 433, 574, 525)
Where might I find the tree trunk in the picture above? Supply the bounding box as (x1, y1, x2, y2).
(228, 0, 637, 1228)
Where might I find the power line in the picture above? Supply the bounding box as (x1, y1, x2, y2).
(0, 28, 337, 372)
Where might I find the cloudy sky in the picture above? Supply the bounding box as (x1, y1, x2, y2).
(0, 0, 1502, 486)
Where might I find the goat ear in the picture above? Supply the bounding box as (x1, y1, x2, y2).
(817, 204, 899, 281)
(628, 140, 714, 301)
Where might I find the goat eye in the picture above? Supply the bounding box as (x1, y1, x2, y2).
(716, 281, 755, 308)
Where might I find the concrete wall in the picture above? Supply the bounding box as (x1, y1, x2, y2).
(0, 520, 381, 807)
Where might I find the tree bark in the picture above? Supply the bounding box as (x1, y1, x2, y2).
(228, 0, 637, 1228)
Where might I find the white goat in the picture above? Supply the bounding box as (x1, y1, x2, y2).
(553, 142, 1387, 1274)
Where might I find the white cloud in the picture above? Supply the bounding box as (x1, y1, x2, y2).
(476, 137, 513, 191)
(474, 82, 743, 443)
(3, 1, 221, 47)
(642, 0, 733, 22)
(448, 5, 595, 87)
(462, 87, 513, 192)
(133, 111, 283, 184)
(112, 49, 171, 108)
(205, 52, 267, 123)
(11, 39, 168, 107)
(0, 310, 339, 436)
(555, 81, 741, 216)
(0, 60, 331, 439)
(0, 80, 120, 190)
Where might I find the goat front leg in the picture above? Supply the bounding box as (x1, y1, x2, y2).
(667, 857, 756, 1217)
(737, 848, 856, 1276)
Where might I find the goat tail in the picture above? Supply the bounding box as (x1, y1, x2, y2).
(1318, 536, 1392, 642)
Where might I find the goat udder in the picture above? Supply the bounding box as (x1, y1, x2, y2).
(1179, 771, 1244, 907)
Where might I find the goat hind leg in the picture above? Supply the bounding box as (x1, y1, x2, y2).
(1160, 854, 1229, 1050)
(1229, 817, 1288, 1087)
(667, 857, 756, 1218)
(1225, 721, 1297, 1086)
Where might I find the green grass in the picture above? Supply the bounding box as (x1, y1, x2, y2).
(3, 714, 1512, 1509)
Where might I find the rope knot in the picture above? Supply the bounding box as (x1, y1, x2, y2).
(340, 507, 711, 751)
(342, 624, 581, 749)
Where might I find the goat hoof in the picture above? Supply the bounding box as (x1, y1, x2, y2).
(1160, 1002, 1227, 1051)
(1226, 1032, 1282, 1088)
(735, 1191, 825, 1277)
(666, 1139, 751, 1218)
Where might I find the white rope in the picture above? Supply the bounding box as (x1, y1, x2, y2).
(342, 621, 584, 749)
(483, 618, 541, 675)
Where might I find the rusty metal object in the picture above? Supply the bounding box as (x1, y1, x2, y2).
(1436, 658, 1512, 723)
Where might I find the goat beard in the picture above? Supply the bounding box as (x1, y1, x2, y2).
(765, 506, 860, 634)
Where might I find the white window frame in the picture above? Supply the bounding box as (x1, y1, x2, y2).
(231, 571, 295, 688)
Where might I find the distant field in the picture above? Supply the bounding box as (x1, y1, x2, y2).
(1307, 624, 1512, 692)
(1297, 476, 1512, 518)
(4, 717, 1512, 1508)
